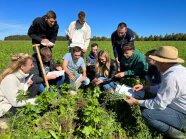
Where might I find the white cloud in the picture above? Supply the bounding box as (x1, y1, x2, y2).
(0, 22, 28, 40)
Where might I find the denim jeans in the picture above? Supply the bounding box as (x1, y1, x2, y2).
(39, 75, 65, 93)
(66, 73, 90, 86)
(142, 107, 186, 133)
(98, 77, 116, 90)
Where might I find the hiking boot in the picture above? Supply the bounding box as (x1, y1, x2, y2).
(165, 126, 185, 139)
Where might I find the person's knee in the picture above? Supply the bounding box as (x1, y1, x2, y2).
(84, 78, 90, 85)
(142, 109, 151, 121)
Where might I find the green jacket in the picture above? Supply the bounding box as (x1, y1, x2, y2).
(120, 49, 148, 78)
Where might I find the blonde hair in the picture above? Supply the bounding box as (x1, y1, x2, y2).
(95, 50, 111, 78)
(0, 53, 32, 82)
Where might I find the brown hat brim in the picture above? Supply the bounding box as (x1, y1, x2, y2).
(149, 55, 184, 63)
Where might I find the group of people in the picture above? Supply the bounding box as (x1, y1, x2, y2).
(0, 10, 185, 138)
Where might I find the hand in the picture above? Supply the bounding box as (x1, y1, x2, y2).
(92, 78, 98, 84)
(47, 74, 57, 80)
(41, 39, 49, 44)
(56, 65, 62, 71)
(125, 96, 139, 105)
(86, 61, 91, 66)
(132, 84, 144, 92)
(27, 79, 33, 87)
(69, 74, 76, 81)
(114, 72, 125, 78)
(94, 79, 103, 85)
(80, 76, 86, 82)
(82, 48, 87, 53)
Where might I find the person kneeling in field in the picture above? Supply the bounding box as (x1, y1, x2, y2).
(29, 47, 65, 94)
(0, 53, 36, 117)
(92, 50, 118, 93)
(63, 46, 90, 94)
(125, 46, 186, 139)
(114, 43, 148, 79)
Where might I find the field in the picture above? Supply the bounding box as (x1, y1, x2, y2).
(0, 41, 186, 71)
(0, 41, 186, 139)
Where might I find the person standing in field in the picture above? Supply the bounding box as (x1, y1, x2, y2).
(0, 53, 36, 117)
(125, 46, 186, 139)
(66, 11, 91, 56)
(111, 22, 135, 71)
(28, 10, 59, 51)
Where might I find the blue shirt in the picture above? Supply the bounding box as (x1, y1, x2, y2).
(63, 53, 85, 75)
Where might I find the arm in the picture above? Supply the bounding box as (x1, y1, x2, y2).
(31, 58, 44, 84)
(1, 75, 35, 107)
(50, 24, 59, 43)
(101, 61, 118, 85)
(124, 61, 146, 76)
(111, 32, 118, 60)
(84, 24, 91, 49)
(28, 18, 42, 42)
(139, 77, 177, 110)
(62, 59, 76, 81)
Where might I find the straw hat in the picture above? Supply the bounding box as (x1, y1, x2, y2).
(149, 46, 184, 63)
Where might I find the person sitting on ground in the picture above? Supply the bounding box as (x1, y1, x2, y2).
(0, 53, 36, 117)
(86, 43, 99, 80)
(115, 43, 148, 79)
(145, 49, 161, 85)
(92, 50, 118, 92)
(125, 46, 186, 139)
(63, 46, 90, 94)
(29, 47, 65, 94)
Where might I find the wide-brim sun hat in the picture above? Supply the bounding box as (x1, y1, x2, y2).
(149, 46, 184, 63)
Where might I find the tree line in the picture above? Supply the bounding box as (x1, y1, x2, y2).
(4, 33, 186, 41)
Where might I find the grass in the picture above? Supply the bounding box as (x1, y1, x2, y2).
(0, 41, 186, 71)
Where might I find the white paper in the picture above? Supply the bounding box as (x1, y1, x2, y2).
(73, 75, 82, 90)
(47, 70, 64, 77)
(41, 41, 54, 46)
(115, 84, 145, 99)
(23, 74, 33, 92)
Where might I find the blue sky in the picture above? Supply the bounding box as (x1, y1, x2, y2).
(0, 0, 186, 40)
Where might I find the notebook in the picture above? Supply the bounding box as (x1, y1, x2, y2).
(47, 70, 64, 77)
(73, 75, 82, 91)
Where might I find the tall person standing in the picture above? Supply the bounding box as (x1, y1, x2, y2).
(111, 22, 135, 71)
(28, 10, 59, 52)
(66, 11, 91, 56)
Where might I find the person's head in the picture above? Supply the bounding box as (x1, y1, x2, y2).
(149, 46, 184, 73)
(0, 53, 33, 82)
(45, 10, 57, 27)
(72, 46, 82, 60)
(145, 49, 156, 65)
(117, 22, 127, 38)
(40, 47, 52, 63)
(122, 43, 135, 59)
(95, 50, 111, 77)
(78, 11, 86, 25)
(91, 43, 99, 56)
